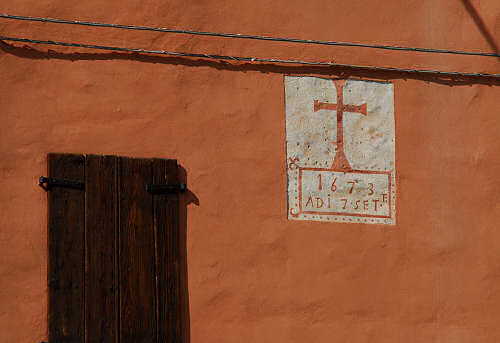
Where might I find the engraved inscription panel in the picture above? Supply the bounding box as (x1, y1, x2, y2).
(285, 76, 396, 225)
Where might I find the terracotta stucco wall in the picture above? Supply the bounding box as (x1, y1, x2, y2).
(1, 1, 499, 342)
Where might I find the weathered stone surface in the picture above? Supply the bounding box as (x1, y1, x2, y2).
(285, 76, 396, 224)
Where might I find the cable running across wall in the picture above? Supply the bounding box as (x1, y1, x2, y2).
(1, 35, 499, 79)
(1, 13, 499, 58)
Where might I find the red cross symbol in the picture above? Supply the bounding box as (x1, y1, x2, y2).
(314, 80, 367, 171)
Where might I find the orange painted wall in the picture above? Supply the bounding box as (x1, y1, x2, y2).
(1, 1, 500, 342)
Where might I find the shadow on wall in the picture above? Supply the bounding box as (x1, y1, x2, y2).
(460, 0, 500, 58)
(0, 41, 498, 87)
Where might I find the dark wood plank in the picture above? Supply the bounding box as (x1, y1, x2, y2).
(153, 159, 182, 343)
(85, 155, 117, 343)
(48, 153, 86, 343)
(118, 157, 156, 343)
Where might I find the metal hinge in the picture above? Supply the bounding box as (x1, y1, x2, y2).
(146, 183, 187, 194)
(39, 177, 185, 193)
(39, 176, 85, 190)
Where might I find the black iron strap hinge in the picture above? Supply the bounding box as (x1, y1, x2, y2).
(146, 183, 187, 194)
(39, 176, 85, 190)
(39, 176, 185, 194)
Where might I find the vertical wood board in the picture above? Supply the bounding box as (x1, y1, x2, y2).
(48, 153, 86, 343)
(85, 155, 117, 343)
(153, 159, 181, 343)
(118, 157, 156, 343)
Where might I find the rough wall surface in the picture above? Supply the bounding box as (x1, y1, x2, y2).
(0, 1, 499, 342)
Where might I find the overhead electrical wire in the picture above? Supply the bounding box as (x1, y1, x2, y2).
(1, 35, 499, 79)
(1, 13, 499, 58)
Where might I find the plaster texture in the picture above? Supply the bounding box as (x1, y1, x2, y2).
(0, 1, 500, 342)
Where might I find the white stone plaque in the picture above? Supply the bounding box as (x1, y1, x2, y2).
(285, 76, 396, 225)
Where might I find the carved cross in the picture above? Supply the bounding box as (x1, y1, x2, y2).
(314, 80, 367, 171)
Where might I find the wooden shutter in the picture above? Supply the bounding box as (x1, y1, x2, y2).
(47, 153, 182, 343)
